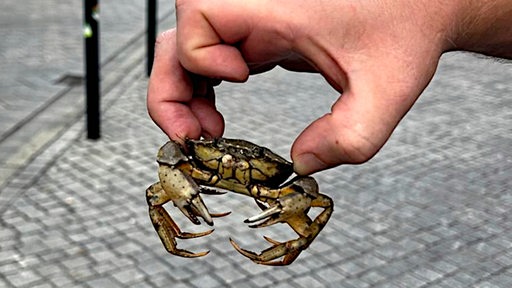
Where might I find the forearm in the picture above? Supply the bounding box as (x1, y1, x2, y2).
(451, 0, 512, 58)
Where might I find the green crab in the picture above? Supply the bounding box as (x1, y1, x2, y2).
(146, 138, 333, 265)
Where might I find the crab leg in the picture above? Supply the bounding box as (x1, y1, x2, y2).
(146, 183, 214, 257)
(231, 195, 332, 265)
(230, 177, 333, 265)
(149, 206, 212, 257)
(230, 236, 307, 265)
(244, 176, 317, 230)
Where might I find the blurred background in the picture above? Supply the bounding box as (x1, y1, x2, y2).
(1, 1, 512, 287)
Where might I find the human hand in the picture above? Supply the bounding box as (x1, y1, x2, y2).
(147, 29, 225, 142)
(148, 0, 512, 175)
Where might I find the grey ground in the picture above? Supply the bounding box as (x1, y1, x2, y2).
(1, 1, 512, 288)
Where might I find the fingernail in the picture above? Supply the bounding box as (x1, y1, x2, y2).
(293, 153, 327, 176)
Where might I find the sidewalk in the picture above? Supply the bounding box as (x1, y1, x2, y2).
(0, 0, 171, 189)
(1, 2, 512, 288)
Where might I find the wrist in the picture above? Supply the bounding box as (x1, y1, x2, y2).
(449, 0, 512, 58)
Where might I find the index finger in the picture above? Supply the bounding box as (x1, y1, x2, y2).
(176, 0, 250, 81)
(147, 29, 202, 140)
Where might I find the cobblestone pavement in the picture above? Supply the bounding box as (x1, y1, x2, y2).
(0, 0, 170, 138)
(0, 0, 171, 188)
(2, 2, 512, 288)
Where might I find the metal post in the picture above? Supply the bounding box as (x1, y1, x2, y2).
(84, 0, 101, 139)
(147, 0, 157, 77)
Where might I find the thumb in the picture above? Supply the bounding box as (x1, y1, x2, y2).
(291, 55, 440, 175)
(291, 90, 394, 175)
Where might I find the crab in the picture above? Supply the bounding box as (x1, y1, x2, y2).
(146, 138, 333, 265)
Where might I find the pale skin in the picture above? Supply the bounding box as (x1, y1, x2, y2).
(147, 0, 512, 175)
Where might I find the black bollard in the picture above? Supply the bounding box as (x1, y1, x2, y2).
(84, 0, 101, 140)
(147, 0, 158, 77)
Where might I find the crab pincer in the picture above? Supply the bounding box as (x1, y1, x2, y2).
(147, 141, 228, 257)
(229, 177, 333, 265)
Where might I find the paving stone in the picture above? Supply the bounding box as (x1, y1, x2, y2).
(474, 281, 502, 288)
(30, 283, 54, 288)
(5, 269, 43, 287)
(85, 276, 123, 288)
(485, 272, 512, 287)
(394, 273, 428, 288)
(338, 261, 366, 277)
(428, 259, 459, 275)
(359, 270, 388, 285)
(161, 266, 194, 281)
(189, 273, 223, 288)
(137, 258, 170, 277)
(248, 274, 276, 287)
(355, 252, 387, 269)
(61, 255, 92, 270)
(36, 263, 64, 277)
(374, 242, 410, 259)
(272, 281, 298, 288)
(452, 271, 480, 286)
(436, 276, 470, 288)
(412, 266, 444, 283)
(111, 267, 147, 285)
(92, 261, 119, 275)
(377, 259, 414, 278)
(0, 260, 22, 276)
(69, 265, 97, 282)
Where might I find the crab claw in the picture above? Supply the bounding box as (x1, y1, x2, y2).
(231, 177, 333, 265)
(229, 237, 306, 266)
(199, 187, 227, 195)
(244, 205, 281, 227)
(211, 211, 232, 218)
(180, 193, 214, 226)
(254, 198, 269, 211)
(157, 165, 214, 225)
(149, 205, 213, 258)
(245, 191, 312, 228)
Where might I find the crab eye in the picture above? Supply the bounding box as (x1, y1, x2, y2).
(251, 147, 263, 157)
